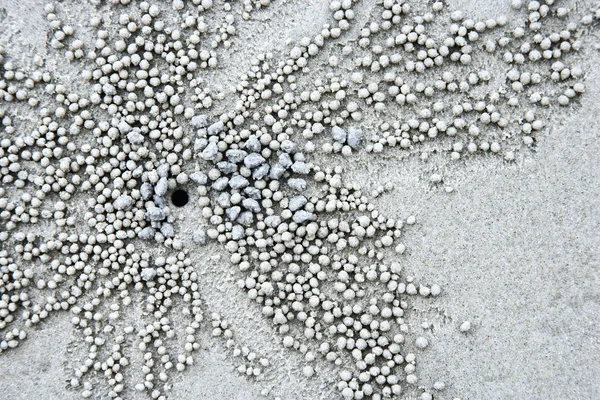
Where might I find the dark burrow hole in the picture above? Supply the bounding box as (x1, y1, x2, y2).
(171, 189, 189, 207)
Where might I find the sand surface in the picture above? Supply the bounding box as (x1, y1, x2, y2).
(0, 1, 598, 399)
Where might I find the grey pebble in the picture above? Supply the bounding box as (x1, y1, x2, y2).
(244, 153, 266, 169)
(201, 141, 219, 161)
(138, 227, 156, 240)
(140, 267, 157, 281)
(217, 192, 231, 208)
(289, 195, 307, 211)
(155, 177, 168, 197)
(194, 138, 208, 153)
(127, 130, 144, 145)
(140, 182, 154, 200)
(217, 161, 238, 174)
(252, 163, 270, 180)
(242, 198, 260, 213)
(103, 83, 116, 95)
(229, 175, 249, 189)
(265, 215, 281, 228)
(280, 140, 297, 153)
(146, 207, 165, 221)
(244, 135, 261, 152)
(269, 163, 286, 179)
(288, 178, 307, 191)
(332, 126, 347, 143)
(189, 172, 208, 185)
(118, 120, 132, 134)
(153, 195, 166, 208)
(291, 161, 310, 175)
(244, 186, 261, 199)
(207, 120, 224, 135)
(157, 164, 169, 178)
(226, 149, 248, 163)
(114, 194, 133, 211)
(237, 211, 254, 226)
(231, 225, 245, 240)
(293, 210, 314, 223)
(226, 206, 241, 221)
(160, 223, 175, 237)
(212, 177, 229, 191)
(192, 229, 206, 245)
(347, 127, 363, 149)
(279, 153, 293, 168)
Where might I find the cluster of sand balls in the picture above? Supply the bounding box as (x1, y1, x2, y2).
(210, 312, 271, 377)
(0, 0, 597, 399)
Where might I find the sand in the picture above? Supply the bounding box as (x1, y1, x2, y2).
(0, 0, 598, 399)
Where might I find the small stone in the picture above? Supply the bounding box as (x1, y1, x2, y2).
(242, 198, 260, 213)
(201, 142, 219, 161)
(280, 140, 297, 153)
(207, 120, 224, 135)
(157, 164, 169, 178)
(138, 227, 155, 240)
(302, 365, 315, 377)
(160, 223, 174, 237)
(155, 177, 168, 197)
(252, 164, 270, 180)
(459, 321, 472, 332)
(194, 138, 208, 152)
(113, 194, 133, 211)
(127, 130, 144, 144)
(293, 210, 314, 223)
(217, 192, 231, 208)
(237, 211, 254, 226)
(291, 161, 310, 175)
(226, 206, 241, 221)
(415, 336, 429, 349)
(226, 149, 248, 163)
(229, 175, 249, 189)
(146, 207, 165, 221)
(231, 225, 245, 240)
(212, 177, 229, 191)
(289, 195, 307, 211)
(288, 178, 307, 191)
(118, 120, 132, 134)
(192, 229, 206, 244)
(217, 161, 238, 174)
(244, 135, 261, 152)
(153, 194, 166, 208)
(140, 182, 154, 200)
(244, 187, 261, 199)
(332, 126, 347, 143)
(279, 153, 293, 168)
(347, 127, 363, 149)
(141, 268, 157, 281)
(269, 163, 286, 179)
(244, 153, 266, 168)
(265, 215, 281, 228)
(189, 172, 208, 185)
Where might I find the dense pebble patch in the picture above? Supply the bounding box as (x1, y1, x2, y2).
(0, 0, 597, 399)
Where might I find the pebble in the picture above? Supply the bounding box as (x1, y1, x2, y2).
(244, 153, 266, 168)
(460, 321, 472, 332)
(332, 126, 347, 143)
(288, 178, 307, 191)
(140, 268, 157, 281)
(347, 127, 363, 149)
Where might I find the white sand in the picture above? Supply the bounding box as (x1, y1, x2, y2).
(0, 1, 598, 399)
